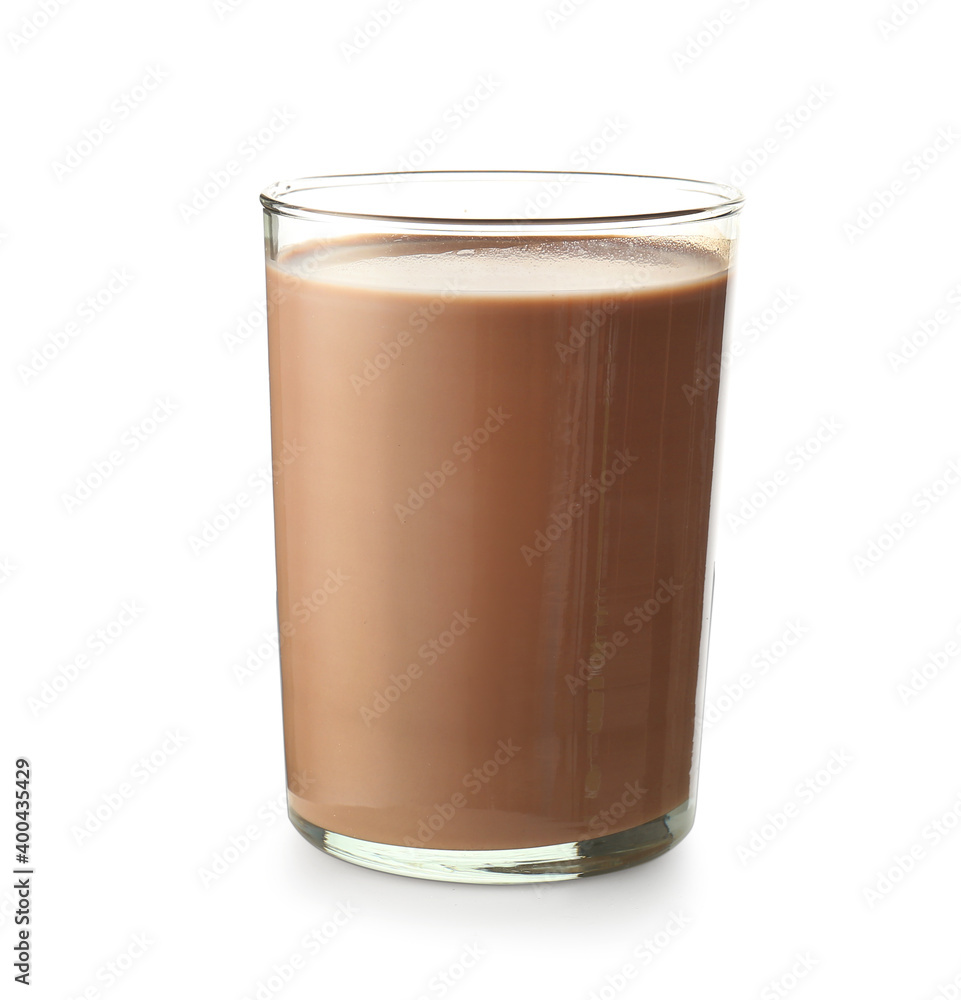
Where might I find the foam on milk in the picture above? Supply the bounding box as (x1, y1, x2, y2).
(276, 237, 727, 295)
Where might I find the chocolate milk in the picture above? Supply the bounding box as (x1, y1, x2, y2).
(265, 234, 728, 851)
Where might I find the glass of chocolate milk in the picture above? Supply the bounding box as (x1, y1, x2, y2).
(260, 171, 743, 882)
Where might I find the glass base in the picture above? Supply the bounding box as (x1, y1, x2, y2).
(289, 800, 694, 884)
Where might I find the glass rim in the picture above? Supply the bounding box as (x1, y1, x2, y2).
(259, 170, 744, 226)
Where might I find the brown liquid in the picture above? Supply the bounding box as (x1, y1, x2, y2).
(265, 235, 728, 851)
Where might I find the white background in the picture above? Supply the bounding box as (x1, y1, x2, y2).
(3, 0, 960, 997)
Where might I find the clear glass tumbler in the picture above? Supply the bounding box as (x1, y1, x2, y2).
(260, 171, 743, 882)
